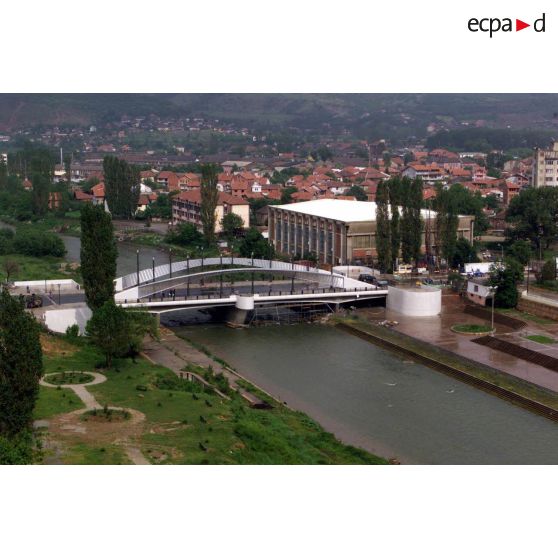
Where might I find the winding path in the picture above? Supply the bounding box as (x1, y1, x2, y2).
(40, 372, 150, 465)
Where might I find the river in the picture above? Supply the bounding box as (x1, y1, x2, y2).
(175, 322, 558, 464)
(59, 234, 165, 277)
(0, 220, 165, 278)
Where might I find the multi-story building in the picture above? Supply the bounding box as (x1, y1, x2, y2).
(172, 190, 250, 234)
(268, 199, 475, 265)
(533, 141, 558, 187)
(402, 163, 445, 184)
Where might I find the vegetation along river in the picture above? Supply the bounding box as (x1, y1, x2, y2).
(174, 322, 558, 464)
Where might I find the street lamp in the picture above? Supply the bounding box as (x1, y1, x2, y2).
(136, 249, 140, 287)
(251, 251, 255, 294)
(488, 285, 498, 333)
(152, 257, 155, 283)
(169, 248, 173, 279)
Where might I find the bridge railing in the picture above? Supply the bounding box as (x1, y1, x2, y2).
(118, 285, 385, 305)
(118, 257, 346, 292)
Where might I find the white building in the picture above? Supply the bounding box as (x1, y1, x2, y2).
(466, 279, 494, 306)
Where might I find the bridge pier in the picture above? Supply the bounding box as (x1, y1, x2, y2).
(226, 295, 255, 328)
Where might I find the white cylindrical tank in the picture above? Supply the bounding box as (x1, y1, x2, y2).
(235, 295, 255, 311)
(386, 286, 441, 317)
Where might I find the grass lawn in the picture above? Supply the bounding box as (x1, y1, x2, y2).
(62, 443, 132, 465)
(451, 323, 493, 334)
(497, 308, 557, 325)
(41, 336, 386, 465)
(525, 334, 556, 344)
(0, 254, 80, 282)
(34, 386, 84, 420)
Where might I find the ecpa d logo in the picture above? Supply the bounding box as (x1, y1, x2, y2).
(468, 13, 546, 37)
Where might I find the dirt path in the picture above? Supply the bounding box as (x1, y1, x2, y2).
(40, 373, 150, 465)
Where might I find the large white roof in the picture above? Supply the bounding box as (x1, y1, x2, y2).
(275, 199, 440, 223)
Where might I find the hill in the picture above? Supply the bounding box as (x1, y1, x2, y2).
(2, 94, 558, 141)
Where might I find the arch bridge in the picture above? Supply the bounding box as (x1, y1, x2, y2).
(114, 257, 387, 314)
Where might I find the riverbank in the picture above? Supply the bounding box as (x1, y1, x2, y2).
(36, 332, 387, 464)
(333, 315, 558, 417)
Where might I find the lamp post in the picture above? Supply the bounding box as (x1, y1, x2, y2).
(488, 285, 498, 333)
(251, 251, 254, 294)
(152, 257, 155, 283)
(136, 249, 140, 287)
(169, 249, 173, 279)
(200, 246, 204, 272)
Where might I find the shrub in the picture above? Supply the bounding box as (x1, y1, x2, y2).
(13, 230, 66, 257)
(65, 324, 80, 338)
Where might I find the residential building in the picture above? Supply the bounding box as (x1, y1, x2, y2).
(172, 190, 249, 233)
(533, 141, 558, 187)
(268, 199, 475, 265)
(402, 163, 445, 183)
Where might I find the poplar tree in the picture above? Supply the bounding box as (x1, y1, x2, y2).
(434, 186, 459, 267)
(31, 173, 50, 217)
(200, 163, 220, 244)
(401, 177, 423, 265)
(103, 156, 140, 218)
(80, 203, 117, 310)
(0, 290, 43, 438)
(389, 178, 401, 269)
(375, 180, 391, 273)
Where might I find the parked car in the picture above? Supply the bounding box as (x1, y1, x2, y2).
(358, 274, 388, 287)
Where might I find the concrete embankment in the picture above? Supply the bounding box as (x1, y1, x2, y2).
(336, 321, 558, 423)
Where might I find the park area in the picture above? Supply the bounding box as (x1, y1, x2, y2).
(34, 333, 386, 465)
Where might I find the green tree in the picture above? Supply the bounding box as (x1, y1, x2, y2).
(239, 228, 273, 258)
(0, 290, 43, 438)
(280, 186, 297, 204)
(13, 229, 65, 257)
(375, 180, 391, 272)
(451, 238, 477, 268)
(506, 186, 558, 251)
(31, 173, 50, 217)
(103, 156, 141, 218)
(389, 178, 401, 267)
(506, 240, 532, 266)
(165, 222, 203, 247)
(346, 185, 367, 201)
(489, 258, 523, 308)
(434, 185, 459, 267)
(200, 164, 220, 245)
(86, 302, 157, 366)
(0, 159, 7, 190)
(86, 300, 131, 368)
(221, 212, 244, 240)
(80, 203, 117, 310)
(537, 259, 556, 284)
(400, 177, 423, 265)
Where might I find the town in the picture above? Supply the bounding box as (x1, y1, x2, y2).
(1, 93, 558, 466)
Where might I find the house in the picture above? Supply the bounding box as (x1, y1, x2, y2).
(74, 189, 94, 202)
(466, 279, 495, 306)
(402, 164, 445, 183)
(172, 190, 250, 234)
(157, 171, 179, 192)
(91, 182, 106, 205)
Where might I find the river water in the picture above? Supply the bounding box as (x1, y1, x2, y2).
(59, 234, 165, 277)
(176, 322, 558, 464)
